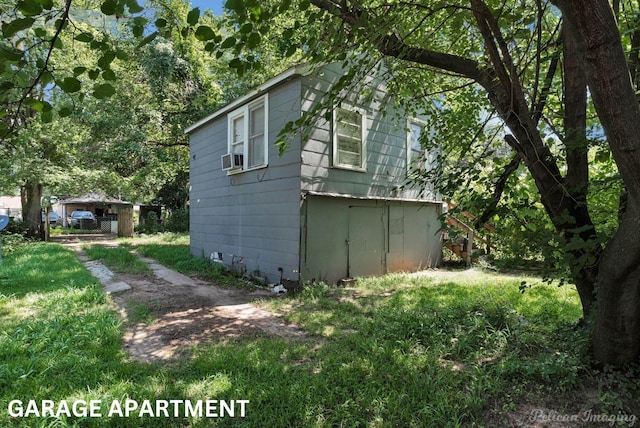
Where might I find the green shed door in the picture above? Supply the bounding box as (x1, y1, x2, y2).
(348, 206, 385, 278)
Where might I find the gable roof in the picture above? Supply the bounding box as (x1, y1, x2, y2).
(184, 64, 312, 135)
(59, 193, 130, 205)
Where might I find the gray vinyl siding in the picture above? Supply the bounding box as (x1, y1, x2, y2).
(189, 79, 303, 283)
(299, 64, 436, 201)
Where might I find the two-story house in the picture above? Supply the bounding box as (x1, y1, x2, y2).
(186, 63, 443, 284)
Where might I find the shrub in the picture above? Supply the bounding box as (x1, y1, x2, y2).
(0, 232, 31, 256)
(3, 219, 28, 236)
(163, 208, 189, 233)
(1, 220, 31, 256)
(136, 211, 160, 234)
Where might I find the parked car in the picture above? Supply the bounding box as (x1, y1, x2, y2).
(41, 211, 60, 228)
(69, 210, 97, 229)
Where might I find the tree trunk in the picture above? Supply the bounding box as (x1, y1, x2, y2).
(594, 199, 640, 363)
(561, 22, 599, 318)
(470, 6, 601, 318)
(21, 182, 43, 239)
(552, 0, 640, 363)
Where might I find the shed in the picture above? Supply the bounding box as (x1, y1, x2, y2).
(59, 193, 133, 235)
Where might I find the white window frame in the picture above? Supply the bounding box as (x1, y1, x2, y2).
(226, 94, 269, 174)
(333, 105, 367, 171)
(407, 118, 428, 177)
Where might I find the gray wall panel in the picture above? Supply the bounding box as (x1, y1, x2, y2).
(302, 195, 441, 283)
(189, 78, 303, 283)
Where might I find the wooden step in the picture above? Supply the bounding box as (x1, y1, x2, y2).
(444, 241, 478, 263)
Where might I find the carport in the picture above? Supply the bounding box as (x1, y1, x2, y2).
(58, 193, 134, 236)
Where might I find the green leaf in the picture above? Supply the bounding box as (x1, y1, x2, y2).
(58, 106, 73, 117)
(37, 0, 54, 9)
(115, 49, 129, 60)
(246, 32, 261, 49)
(0, 47, 23, 62)
(73, 67, 87, 76)
(41, 71, 53, 85)
(126, 0, 143, 13)
(97, 51, 115, 69)
(102, 69, 117, 81)
(74, 32, 94, 42)
(278, 0, 292, 13)
(194, 26, 216, 41)
(101, 0, 117, 15)
(285, 45, 297, 57)
(282, 28, 294, 39)
(88, 69, 100, 80)
(229, 58, 245, 75)
(22, 97, 38, 109)
(17, 0, 43, 16)
(92, 83, 116, 99)
(132, 24, 144, 37)
(248, 5, 263, 21)
(24, 98, 52, 112)
(0, 81, 15, 91)
(226, 0, 245, 14)
(41, 110, 53, 123)
(60, 77, 82, 93)
(137, 31, 158, 48)
(595, 149, 611, 163)
(3, 17, 35, 37)
(240, 23, 253, 34)
(133, 16, 146, 26)
(221, 37, 236, 49)
(34, 27, 48, 38)
(54, 18, 67, 31)
(155, 18, 167, 28)
(187, 8, 200, 26)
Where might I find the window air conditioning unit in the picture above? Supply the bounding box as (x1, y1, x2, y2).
(221, 153, 243, 171)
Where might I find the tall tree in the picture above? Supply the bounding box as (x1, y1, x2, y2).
(1, 0, 298, 228)
(0, 0, 142, 235)
(551, 0, 640, 363)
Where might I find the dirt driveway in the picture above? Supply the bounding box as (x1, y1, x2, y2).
(54, 234, 303, 362)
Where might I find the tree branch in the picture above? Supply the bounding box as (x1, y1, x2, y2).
(475, 152, 521, 229)
(3, 0, 73, 140)
(309, 0, 485, 81)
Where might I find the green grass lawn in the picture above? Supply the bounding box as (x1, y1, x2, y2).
(0, 234, 637, 427)
(83, 245, 152, 275)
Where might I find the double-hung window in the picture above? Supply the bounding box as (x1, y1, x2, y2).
(407, 119, 427, 177)
(333, 106, 367, 171)
(227, 94, 268, 172)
